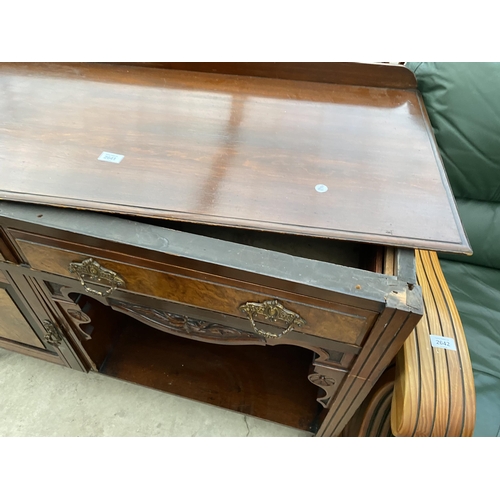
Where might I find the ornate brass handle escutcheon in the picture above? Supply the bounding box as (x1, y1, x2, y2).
(239, 299, 306, 338)
(69, 258, 126, 297)
(42, 320, 63, 347)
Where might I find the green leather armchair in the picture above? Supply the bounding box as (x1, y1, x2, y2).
(407, 62, 500, 437)
(343, 63, 499, 437)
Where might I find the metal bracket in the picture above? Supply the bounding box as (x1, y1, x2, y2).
(42, 320, 63, 347)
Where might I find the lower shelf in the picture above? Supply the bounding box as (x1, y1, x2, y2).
(73, 294, 323, 432)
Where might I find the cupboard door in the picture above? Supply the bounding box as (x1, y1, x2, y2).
(0, 269, 83, 369)
(0, 286, 44, 348)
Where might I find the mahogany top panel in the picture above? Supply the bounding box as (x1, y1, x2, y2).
(0, 63, 470, 253)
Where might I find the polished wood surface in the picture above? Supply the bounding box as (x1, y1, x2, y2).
(0, 63, 469, 253)
(120, 62, 418, 89)
(391, 250, 476, 436)
(0, 288, 44, 348)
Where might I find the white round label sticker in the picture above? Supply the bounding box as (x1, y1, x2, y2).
(315, 184, 328, 193)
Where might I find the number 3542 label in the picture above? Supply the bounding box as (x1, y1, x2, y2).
(430, 335, 457, 351)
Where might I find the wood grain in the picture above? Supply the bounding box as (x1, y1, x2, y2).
(117, 62, 418, 89)
(5, 216, 391, 313)
(0, 62, 469, 253)
(0, 288, 44, 348)
(391, 250, 476, 436)
(72, 294, 321, 431)
(104, 325, 321, 431)
(16, 239, 373, 345)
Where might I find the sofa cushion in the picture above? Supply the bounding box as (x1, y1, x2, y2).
(406, 62, 500, 203)
(472, 371, 500, 437)
(440, 198, 500, 270)
(440, 260, 500, 436)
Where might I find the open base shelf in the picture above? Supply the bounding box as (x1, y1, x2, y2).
(73, 294, 323, 432)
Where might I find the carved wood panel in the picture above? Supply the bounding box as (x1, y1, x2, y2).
(112, 300, 265, 345)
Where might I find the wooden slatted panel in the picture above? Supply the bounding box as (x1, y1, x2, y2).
(391, 250, 476, 436)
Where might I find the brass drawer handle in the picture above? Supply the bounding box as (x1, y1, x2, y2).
(239, 299, 306, 339)
(69, 258, 126, 297)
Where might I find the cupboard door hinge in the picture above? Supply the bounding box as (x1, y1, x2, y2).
(42, 320, 63, 346)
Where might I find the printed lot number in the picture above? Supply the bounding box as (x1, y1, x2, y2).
(430, 335, 457, 351)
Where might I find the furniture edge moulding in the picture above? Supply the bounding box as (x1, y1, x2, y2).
(315, 248, 423, 437)
(102, 62, 418, 89)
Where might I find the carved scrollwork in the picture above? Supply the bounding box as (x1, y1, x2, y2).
(239, 299, 306, 338)
(69, 258, 125, 297)
(112, 301, 265, 345)
(308, 373, 337, 408)
(308, 364, 345, 409)
(66, 309, 91, 323)
(308, 373, 336, 387)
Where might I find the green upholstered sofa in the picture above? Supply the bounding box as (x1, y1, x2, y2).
(406, 62, 500, 437)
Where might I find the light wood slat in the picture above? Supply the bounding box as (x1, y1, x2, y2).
(391, 250, 475, 436)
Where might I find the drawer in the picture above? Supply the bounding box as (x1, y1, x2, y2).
(11, 230, 379, 347)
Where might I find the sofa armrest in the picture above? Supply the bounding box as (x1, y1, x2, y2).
(391, 250, 476, 436)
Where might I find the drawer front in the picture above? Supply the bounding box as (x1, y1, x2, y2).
(13, 233, 378, 347)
